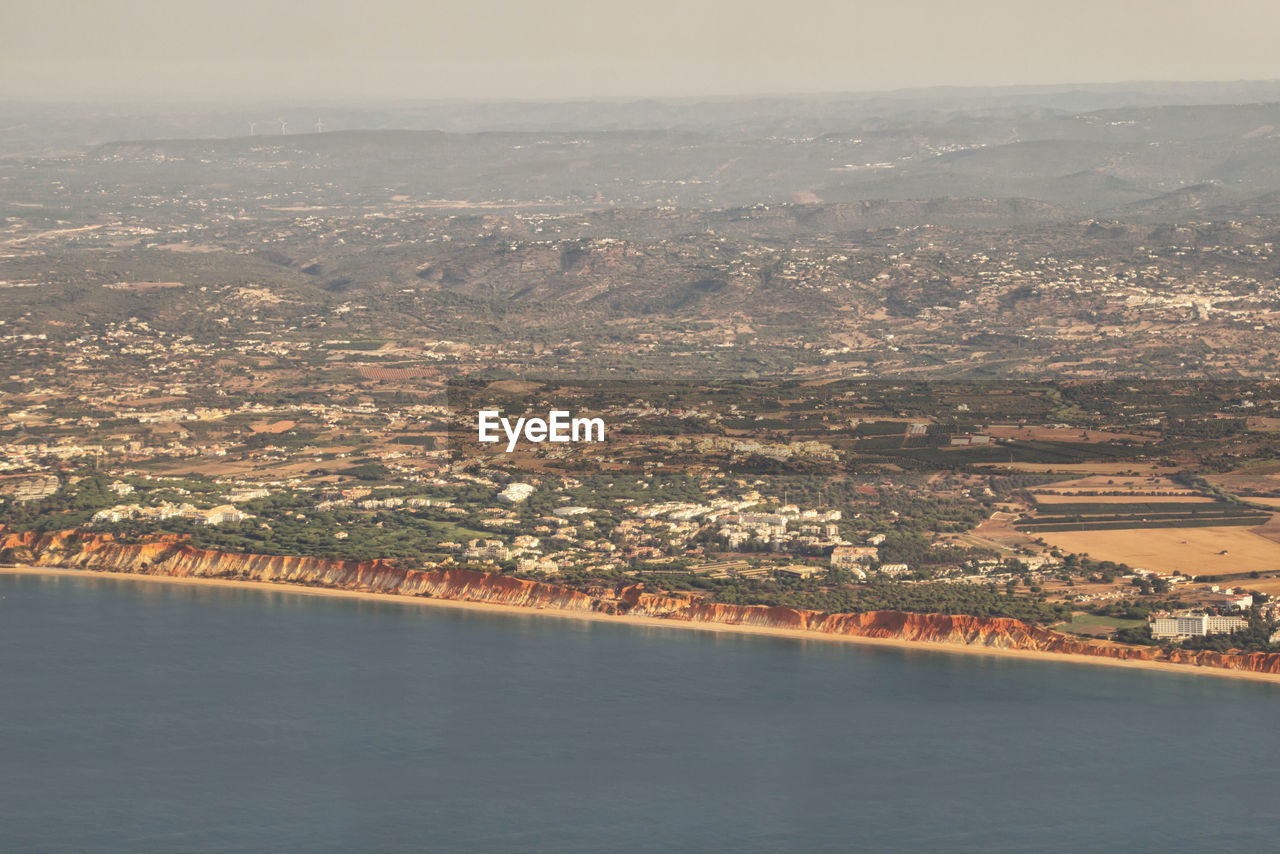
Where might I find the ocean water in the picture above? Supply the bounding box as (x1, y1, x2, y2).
(2, 572, 1279, 853)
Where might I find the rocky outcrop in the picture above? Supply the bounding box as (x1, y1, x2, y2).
(8, 530, 1280, 677)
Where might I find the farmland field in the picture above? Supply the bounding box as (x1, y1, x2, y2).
(982, 463, 1179, 475)
(1031, 494, 1207, 504)
(985, 425, 1155, 443)
(1034, 525, 1280, 575)
(1029, 475, 1192, 494)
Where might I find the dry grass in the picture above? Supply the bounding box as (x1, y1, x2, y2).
(1221, 576, 1280, 595)
(1032, 474, 1188, 492)
(249, 419, 297, 434)
(1034, 525, 1280, 575)
(485, 380, 543, 394)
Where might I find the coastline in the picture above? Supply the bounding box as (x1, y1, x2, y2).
(7, 564, 1280, 686)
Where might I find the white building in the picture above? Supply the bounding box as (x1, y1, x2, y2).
(776, 564, 825, 579)
(464, 539, 510, 563)
(202, 505, 249, 525)
(830, 545, 877, 570)
(227, 488, 269, 502)
(516, 557, 559, 574)
(740, 512, 788, 528)
(498, 483, 536, 504)
(1150, 614, 1247, 640)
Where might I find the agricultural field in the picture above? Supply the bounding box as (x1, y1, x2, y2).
(985, 425, 1156, 444)
(1029, 475, 1193, 495)
(1033, 525, 1280, 576)
(1218, 576, 1280, 596)
(1018, 501, 1267, 533)
(985, 463, 1179, 476)
(1031, 494, 1207, 504)
(1205, 463, 1280, 499)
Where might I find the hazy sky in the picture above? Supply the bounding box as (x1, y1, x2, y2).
(4, 0, 1280, 101)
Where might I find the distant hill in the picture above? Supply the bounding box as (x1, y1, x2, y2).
(77, 101, 1280, 219)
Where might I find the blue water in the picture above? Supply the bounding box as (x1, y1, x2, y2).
(2, 572, 1279, 853)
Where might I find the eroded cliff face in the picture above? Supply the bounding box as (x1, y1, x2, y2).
(8, 530, 1280, 676)
(1, 530, 600, 612)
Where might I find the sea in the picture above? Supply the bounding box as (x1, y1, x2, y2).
(3, 571, 1279, 853)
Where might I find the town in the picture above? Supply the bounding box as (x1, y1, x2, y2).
(8, 98, 1280, 655)
(8, 370, 1280, 652)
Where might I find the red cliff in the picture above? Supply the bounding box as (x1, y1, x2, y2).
(1, 530, 600, 612)
(7, 530, 1280, 677)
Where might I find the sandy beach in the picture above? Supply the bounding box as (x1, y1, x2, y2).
(5, 564, 1280, 685)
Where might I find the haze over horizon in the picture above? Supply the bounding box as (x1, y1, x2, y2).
(4, 0, 1280, 102)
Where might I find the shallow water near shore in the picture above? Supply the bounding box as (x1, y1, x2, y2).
(3, 571, 1280, 853)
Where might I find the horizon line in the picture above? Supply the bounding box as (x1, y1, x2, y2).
(5, 77, 1280, 108)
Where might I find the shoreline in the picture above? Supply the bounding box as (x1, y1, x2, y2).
(7, 565, 1280, 686)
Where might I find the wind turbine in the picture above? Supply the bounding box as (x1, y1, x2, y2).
(315, 119, 325, 133)
(248, 121, 256, 136)
(279, 118, 288, 135)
